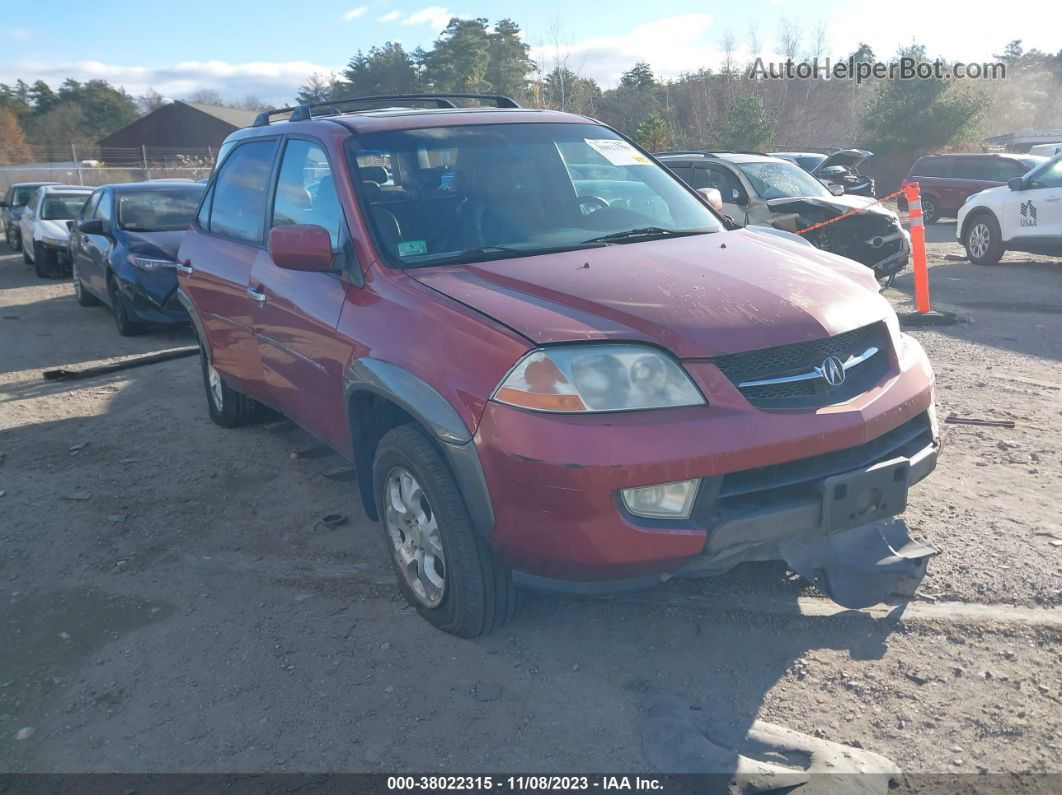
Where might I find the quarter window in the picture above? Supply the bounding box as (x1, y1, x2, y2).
(209, 139, 279, 243)
(912, 157, 950, 178)
(272, 139, 344, 249)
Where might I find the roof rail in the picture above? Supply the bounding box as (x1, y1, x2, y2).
(653, 149, 732, 157)
(252, 93, 521, 127)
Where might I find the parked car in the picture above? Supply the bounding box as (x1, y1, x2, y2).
(900, 153, 1046, 223)
(957, 154, 1062, 265)
(177, 93, 940, 637)
(659, 151, 908, 284)
(1, 181, 60, 250)
(19, 185, 94, 278)
(770, 150, 876, 197)
(1027, 143, 1062, 158)
(70, 181, 205, 335)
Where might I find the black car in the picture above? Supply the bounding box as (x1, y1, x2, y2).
(770, 150, 876, 197)
(69, 181, 205, 335)
(2, 182, 61, 250)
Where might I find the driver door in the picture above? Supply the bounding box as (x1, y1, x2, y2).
(1003, 158, 1062, 243)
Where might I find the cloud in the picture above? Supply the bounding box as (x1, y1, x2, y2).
(8, 28, 30, 41)
(402, 6, 454, 30)
(0, 59, 333, 106)
(378, 10, 402, 22)
(340, 7, 367, 21)
(531, 14, 730, 86)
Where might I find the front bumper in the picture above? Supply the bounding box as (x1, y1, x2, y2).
(475, 334, 937, 590)
(115, 270, 189, 325)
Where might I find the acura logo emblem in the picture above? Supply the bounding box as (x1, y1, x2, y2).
(819, 356, 846, 387)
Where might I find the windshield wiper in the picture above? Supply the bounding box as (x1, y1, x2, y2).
(402, 242, 607, 268)
(581, 227, 711, 245)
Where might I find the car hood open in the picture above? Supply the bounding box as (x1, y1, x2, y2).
(815, 149, 872, 173)
(407, 229, 891, 359)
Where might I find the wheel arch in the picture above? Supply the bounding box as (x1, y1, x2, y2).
(960, 206, 999, 242)
(344, 357, 494, 535)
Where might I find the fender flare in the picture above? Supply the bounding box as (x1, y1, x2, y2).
(344, 358, 495, 535)
(176, 287, 210, 356)
(959, 207, 1001, 244)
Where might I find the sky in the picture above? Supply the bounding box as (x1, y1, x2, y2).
(2, 0, 1060, 106)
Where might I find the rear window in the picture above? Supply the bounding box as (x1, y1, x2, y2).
(911, 157, 950, 178)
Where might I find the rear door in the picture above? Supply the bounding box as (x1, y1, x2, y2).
(71, 190, 101, 288)
(248, 136, 353, 449)
(947, 157, 997, 209)
(19, 189, 40, 248)
(178, 138, 280, 399)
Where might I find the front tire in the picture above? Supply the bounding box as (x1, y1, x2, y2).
(964, 213, 1004, 266)
(108, 274, 141, 336)
(33, 242, 57, 278)
(199, 339, 259, 427)
(7, 227, 21, 251)
(373, 424, 519, 638)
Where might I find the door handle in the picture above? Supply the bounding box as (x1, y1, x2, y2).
(1044, 196, 1060, 203)
(176, 259, 193, 274)
(247, 286, 267, 305)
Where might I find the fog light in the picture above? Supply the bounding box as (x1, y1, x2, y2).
(621, 480, 698, 520)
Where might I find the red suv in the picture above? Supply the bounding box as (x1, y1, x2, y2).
(901, 153, 1045, 223)
(178, 94, 941, 637)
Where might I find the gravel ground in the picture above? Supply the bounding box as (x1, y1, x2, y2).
(1, 220, 1060, 781)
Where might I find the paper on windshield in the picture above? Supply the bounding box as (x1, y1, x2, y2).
(585, 139, 652, 167)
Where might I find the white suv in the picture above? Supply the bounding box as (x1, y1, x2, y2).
(957, 154, 1062, 265)
(19, 184, 93, 278)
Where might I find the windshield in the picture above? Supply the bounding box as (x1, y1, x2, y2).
(117, 188, 205, 232)
(738, 160, 832, 200)
(41, 194, 89, 220)
(12, 186, 43, 207)
(348, 122, 722, 268)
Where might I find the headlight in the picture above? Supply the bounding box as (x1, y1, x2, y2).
(492, 344, 705, 413)
(43, 236, 67, 247)
(127, 254, 176, 272)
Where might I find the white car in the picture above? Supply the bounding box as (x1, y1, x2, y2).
(19, 184, 94, 278)
(957, 154, 1062, 265)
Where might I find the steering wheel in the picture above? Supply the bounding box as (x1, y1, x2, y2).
(578, 195, 609, 215)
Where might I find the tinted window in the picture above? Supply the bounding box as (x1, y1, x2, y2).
(209, 139, 278, 243)
(118, 188, 205, 232)
(1029, 158, 1062, 189)
(95, 192, 113, 224)
(952, 157, 996, 180)
(992, 159, 1028, 181)
(665, 164, 692, 183)
(11, 186, 38, 206)
(42, 193, 90, 220)
(272, 139, 344, 248)
(694, 165, 746, 202)
(80, 191, 102, 221)
(912, 157, 949, 178)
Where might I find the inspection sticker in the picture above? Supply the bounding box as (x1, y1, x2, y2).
(397, 240, 428, 257)
(585, 138, 652, 166)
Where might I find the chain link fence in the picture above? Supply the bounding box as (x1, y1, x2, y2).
(0, 144, 217, 195)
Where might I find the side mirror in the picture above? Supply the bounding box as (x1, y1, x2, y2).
(828, 183, 845, 196)
(0, 200, 8, 209)
(268, 224, 335, 271)
(1007, 177, 1024, 191)
(65, 220, 74, 230)
(78, 219, 105, 235)
(729, 188, 748, 206)
(696, 187, 724, 212)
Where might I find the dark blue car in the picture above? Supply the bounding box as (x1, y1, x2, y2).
(70, 181, 205, 335)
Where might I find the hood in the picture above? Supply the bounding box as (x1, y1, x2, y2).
(408, 230, 890, 359)
(815, 149, 872, 172)
(767, 194, 895, 219)
(121, 229, 185, 261)
(38, 220, 72, 241)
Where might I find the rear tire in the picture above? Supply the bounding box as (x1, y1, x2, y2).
(73, 262, 101, 306)
(920, 196, 939, 224)
(8, 227, 21, 251)
(199, 339, 259, 427)
(373, 424, 519, 638)
(108, 274, 141, 336)
(964, 213, 1004, 266)
(22, 243, 32, 265)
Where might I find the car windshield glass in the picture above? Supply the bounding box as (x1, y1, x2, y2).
(41, 194, 89, 220)
(12, 186, 40, 206)
(117, 188, 205, 232)
(348, 122, 722, 268)
(738, 160, 832, 200)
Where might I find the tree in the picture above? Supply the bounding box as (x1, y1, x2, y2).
(541, 67, 600, 114)
(137, 88, 169, 114)
(297, 73, 341, 104)
(635, 113, 671, 152)
(863, 44, 986, 154)
(421, 18, 492, 92)
(485, 19, 536, 99)
(620, 62, 656, 91)
(342, 42, 421, 96)
(0, 109, 32, 163)
(184, 89, 225, 106)
(718, 93, 774, 150)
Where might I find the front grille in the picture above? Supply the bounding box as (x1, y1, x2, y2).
(712, 322, 890, 408)
(714, 411, 933, 518)
(815, 217, 905, 266)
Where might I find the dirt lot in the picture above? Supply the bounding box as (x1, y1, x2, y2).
(1, 220, 1060, 781)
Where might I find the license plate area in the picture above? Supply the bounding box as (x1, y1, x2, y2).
(822, 457, 910, 534)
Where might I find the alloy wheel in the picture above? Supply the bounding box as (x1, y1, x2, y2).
(384, 466, 446, 607)
(73, 265, 83, 299)
(968, 223, 991, 260)
(207, 362, 224, 410)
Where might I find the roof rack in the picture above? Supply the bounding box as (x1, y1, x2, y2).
(252, 93, 521, 127)
(654, 150, 732, 157)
